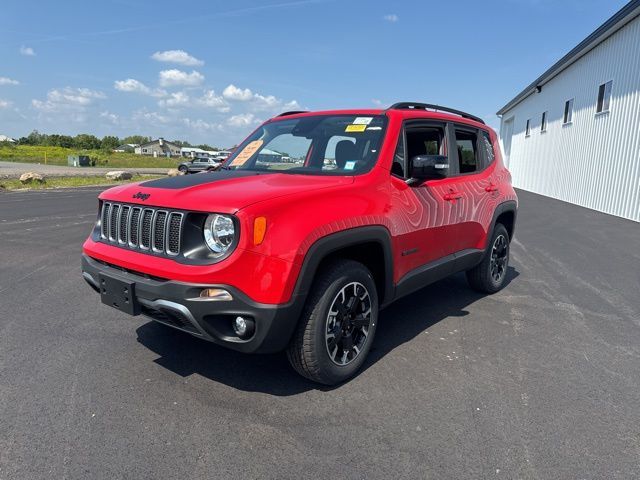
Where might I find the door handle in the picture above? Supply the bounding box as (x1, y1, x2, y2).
(485, 184, 499, 193)
(443, 191, 462, 201)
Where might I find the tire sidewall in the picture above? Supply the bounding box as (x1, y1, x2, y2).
(486, 224, 510, 291)
(310, 265, 378, 383)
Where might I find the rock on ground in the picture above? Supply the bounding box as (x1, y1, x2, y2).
(19, 172, 46, 184)
(166, 168, 184, 177)
(105, 171, 133, 181)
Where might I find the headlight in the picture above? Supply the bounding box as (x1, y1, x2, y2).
(203, 214, 236, 257)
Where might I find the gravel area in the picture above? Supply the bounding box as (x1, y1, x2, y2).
(0, 160, 169, 178)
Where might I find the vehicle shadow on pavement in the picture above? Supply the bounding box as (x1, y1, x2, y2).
(136, 267, 519, 396)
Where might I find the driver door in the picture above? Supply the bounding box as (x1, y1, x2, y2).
(390, 121, 460, 278)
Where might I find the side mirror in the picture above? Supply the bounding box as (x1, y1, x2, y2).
(410, 155, 449, 180)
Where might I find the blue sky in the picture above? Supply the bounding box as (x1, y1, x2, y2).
(0, 0, 629, 147)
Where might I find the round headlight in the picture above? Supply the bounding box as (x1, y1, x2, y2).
(204, 214, 236, 256)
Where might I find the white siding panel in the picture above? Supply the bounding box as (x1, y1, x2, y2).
(499, 16, 640, 222)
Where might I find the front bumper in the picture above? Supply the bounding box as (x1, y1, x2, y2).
(81, 254, 302, 353)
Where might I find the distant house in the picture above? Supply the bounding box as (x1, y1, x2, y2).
(134, 138, 181, 157)
(113, 143, 138, 153)
(0, 134, 15, 143)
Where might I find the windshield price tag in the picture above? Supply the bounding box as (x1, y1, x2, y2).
(230, 140, 263, 167)
(345, 124, 367, 133)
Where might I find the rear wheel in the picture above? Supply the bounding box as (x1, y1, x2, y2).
(466, 223, 510, 293)
(287, 260, 378, 385)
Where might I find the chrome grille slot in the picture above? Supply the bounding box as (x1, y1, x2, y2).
(99, 202, 184, 258)
(152, 211, 168, 252)
(100, 203, 110, 239)
(166, 213, 183, 256)
(109, 204, 120, 241)
(129, 207, 141, 247)
(118, 206, 130, 244)
(140, 209, 153, 250)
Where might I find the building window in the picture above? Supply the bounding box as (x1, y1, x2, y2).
(563, 99, 574, 124)
(597, 80, 612, 113)
(525, 119, 531, 137)
(541, 111, 547, 132)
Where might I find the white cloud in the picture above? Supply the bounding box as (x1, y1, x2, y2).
(372, 99, 383, 106)
(132, 109, 171, 124)
(32, 87, 106, 112)
(223, 84, 254, 101)
(182, 118, 222, 132)
(114, 78, 166, 97)
(19, 46, 36, 56)
(228, 113, 258, 128)
(220, 83, 300, 112)
(100, 110, 120, 124)
(0, 99, 12, 109)
(0, 77, 19, 86)
(151, 50, 204, 67)
(158, 91, 190, 108)
(383, 14, 399, 22)
(198, 90, 230, 111)
(158, 69, 204, 87)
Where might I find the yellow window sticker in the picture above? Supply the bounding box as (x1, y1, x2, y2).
(229, 140, 263, 167)
(345, 124, 367, 133)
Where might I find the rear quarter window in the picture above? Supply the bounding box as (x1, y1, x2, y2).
(481, 131, 495, 165)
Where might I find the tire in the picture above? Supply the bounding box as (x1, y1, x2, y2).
(466, 223, 510, 294)
(286, 260, 379, 385)
(178, 165, 188, 174)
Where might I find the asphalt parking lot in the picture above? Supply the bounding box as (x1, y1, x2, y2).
(1, 187, 639, 479)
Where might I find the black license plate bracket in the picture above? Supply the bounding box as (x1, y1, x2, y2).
(99, 273, 140, 315)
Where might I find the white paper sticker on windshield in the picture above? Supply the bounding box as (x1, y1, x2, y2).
(353, 117, 373, 125)
(344, 161, 356, 170)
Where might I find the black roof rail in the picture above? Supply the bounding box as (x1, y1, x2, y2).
(387, 102, 485, 125)
(277, 110, 308, 117)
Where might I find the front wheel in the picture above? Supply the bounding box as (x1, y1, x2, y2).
(287, 260, 378, 385)
(466, 223, 510, 293)
(178, 165, 188, 174)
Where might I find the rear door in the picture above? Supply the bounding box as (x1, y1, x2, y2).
(389, 120, 460, 278)
(450, 125, 493, 252)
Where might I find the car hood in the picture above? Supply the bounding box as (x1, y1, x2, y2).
(99, 170, 355, 213)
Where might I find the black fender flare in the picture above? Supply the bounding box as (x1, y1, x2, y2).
(291, 226, 395, 307)
(486, 201, 518, 249)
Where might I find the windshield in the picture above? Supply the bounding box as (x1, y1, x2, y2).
(223, 114, 388, 175)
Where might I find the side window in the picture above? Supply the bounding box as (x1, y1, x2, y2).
(391, 132, 405, 177)
(454, 129, 478, 174)
(406, 127, 446, 159)
(481, 131, 495, 165)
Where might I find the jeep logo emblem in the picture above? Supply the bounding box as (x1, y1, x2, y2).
(132, 192, 151, 201)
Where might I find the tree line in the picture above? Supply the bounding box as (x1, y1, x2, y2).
(9, 130, 217, 151)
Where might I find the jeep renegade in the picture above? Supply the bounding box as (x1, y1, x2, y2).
(82, 102, 518, 385)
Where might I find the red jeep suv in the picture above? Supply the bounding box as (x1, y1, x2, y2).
(82, 103, 518, 384)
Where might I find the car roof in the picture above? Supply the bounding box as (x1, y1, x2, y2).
(268, 108, 489, 131)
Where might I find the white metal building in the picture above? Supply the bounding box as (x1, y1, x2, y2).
(497, 0, 640, 222)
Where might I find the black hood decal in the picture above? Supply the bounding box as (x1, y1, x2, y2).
(141, 170, 269, 189)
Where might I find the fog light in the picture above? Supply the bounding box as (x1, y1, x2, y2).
(233, 316, 255, 338)
(197, 288, 233, 301)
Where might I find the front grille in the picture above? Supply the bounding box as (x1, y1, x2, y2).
(100, 202, 183, 257)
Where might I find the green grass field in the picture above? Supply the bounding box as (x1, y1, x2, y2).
(0, 145, 182, 168)
(0, 174, 164, 191)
